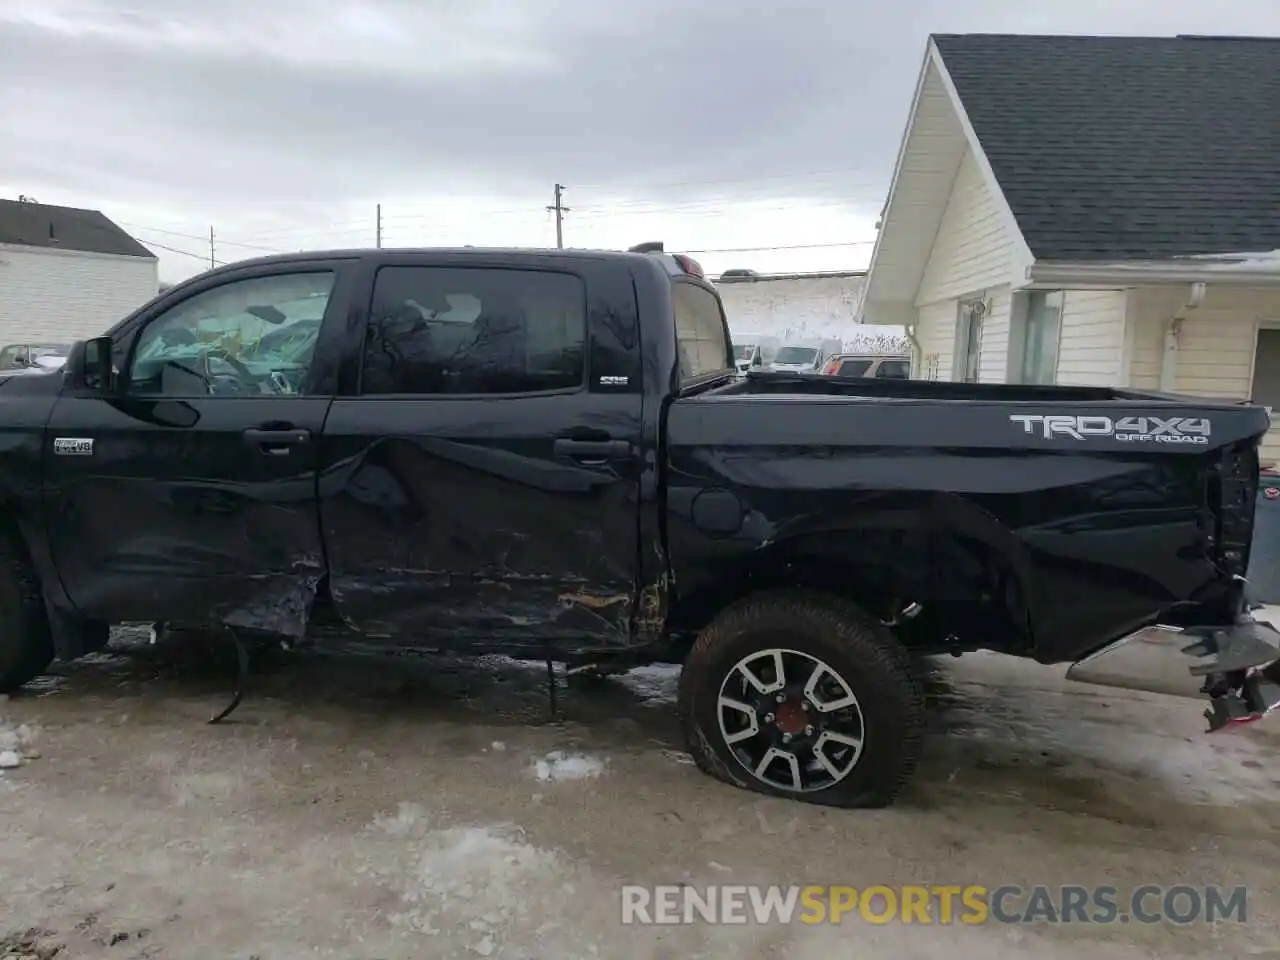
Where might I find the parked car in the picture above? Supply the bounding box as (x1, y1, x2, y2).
(770, 338, 842, 372)
(0, 342, 71, 372)
(732, 335, 780, 373)
(0, 243, 1276, 810)
(821, 353, 911, 379)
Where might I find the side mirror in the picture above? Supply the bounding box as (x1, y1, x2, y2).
(66, 336, 115, 392)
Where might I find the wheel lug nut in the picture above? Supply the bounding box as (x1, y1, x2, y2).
(764, 713, 775, 723)
(776, 693, 786, 703)
(782, 733, 792, 743)
(801, 701, 809, 711)
(804, 725, 814, 736)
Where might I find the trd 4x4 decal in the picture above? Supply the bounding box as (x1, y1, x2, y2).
(1009, 414, 1211, 445)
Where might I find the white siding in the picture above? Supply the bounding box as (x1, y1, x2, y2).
(914, 148, 1015, 307)
(1054, 289, 1127, 386)
(1128, 286, 1280, 464)
(908, 145, 1017, 383)
(1127, 287, 1272, 396)
(0, 245, 159, 344)
(915, 299, 955, 379)
(976, 288, 1011, 383)
(910, 287, 1011, 383)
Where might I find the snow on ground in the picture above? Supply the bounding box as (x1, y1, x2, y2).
(1, 637, 1277, 958)
(612, 664, 679, 705)
(533, 750, 606, 782)
(936, 654, 1276, 806)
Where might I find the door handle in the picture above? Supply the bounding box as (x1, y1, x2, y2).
(553, 438, 633, 461)
(243, 427, 310, 456)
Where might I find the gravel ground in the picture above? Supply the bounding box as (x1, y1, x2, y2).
(0, 628, 1277, 959)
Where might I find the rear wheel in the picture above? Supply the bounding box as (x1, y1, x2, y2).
(678, 591, 924, 808)
(0, 532, 53, 693)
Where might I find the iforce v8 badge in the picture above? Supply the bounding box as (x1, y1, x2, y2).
(53, 438, 94, 456)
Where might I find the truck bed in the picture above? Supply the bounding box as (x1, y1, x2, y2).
(713, 369, 1231, 404)
(665, 370, 1269, 667)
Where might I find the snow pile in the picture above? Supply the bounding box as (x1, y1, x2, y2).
(0, 719, 40, 771)
(615, 664, 680, 706)
(532, 750, 606, 783)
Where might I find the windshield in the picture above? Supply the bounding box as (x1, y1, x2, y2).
(775, 346, 818, 365)
(733, 343, 756, 361)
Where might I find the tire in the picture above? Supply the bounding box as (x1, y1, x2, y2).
(0, 531, 54, 693)
(678, 590, 925, 808)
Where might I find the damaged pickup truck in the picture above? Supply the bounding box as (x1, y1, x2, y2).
(1, 242, 1277, 808)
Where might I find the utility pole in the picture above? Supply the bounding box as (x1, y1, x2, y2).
(376, 203, 382, 248)
(208, 226, 215, 268)
(547, 183, 569, 248)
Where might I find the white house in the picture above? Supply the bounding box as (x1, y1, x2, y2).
(0, 198, 159, 346)
(859, 33, 1280, 463)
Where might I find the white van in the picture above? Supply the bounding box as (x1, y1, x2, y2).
(732, 335, 780, 373)
(770, 338, 843, 373)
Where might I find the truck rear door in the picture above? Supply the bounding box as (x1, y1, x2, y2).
(318, 253, 644, 653)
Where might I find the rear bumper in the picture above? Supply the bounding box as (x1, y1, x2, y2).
(1066, 612, 1280, 731)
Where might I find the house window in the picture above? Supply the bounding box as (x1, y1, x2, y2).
(955, 298, 985, 382)
(1019, 290, 1063, 384)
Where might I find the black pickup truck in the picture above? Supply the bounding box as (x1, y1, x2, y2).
(1, 243, 1277, 808)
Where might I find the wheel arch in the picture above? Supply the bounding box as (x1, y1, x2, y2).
(667, 497, 1037, 657)
(0, 496, 98, 660)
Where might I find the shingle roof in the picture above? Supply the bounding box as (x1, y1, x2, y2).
(931, 34, 1280, 261)
(0, 199, 154, 259)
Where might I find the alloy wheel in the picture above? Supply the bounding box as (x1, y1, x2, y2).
(716, 647, 866, 792)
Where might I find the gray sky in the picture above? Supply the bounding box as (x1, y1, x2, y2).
(3, 0, 1279, 281)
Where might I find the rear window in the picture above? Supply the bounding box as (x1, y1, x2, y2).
(673, 281, 733, 381)
(837, 359, 873, 377)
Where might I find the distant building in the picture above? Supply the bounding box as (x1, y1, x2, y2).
(713, 269, 894, 348)
(0, 198, 159, 346)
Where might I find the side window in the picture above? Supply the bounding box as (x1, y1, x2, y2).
(0, 346, 21, 368)
(877, 360, 910, 379)
(672, 281, 732, 381)
(127, 272, 334, 397)
(360, 266, 585, 395)
(838, 359, 873, 377)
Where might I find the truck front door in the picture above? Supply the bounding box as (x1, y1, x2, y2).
(43, 261, 356, 635)
(318, 254, 644, 655)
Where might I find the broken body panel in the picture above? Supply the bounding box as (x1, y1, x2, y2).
(0, 246, 1274, 730)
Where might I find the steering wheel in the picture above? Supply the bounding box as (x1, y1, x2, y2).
(203, 348, 267, 394)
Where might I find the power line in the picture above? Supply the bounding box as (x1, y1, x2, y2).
(569, 166, 887, 194)
(120, 224, 286, 255)
(135, 236, 227, 265)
